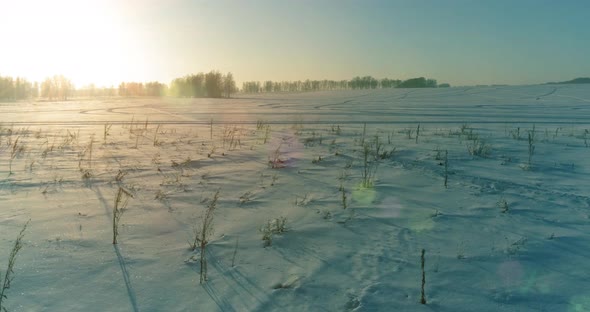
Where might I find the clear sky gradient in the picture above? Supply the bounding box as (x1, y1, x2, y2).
(1, 0, 588, 87)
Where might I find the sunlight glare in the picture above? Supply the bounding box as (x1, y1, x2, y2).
(1, 0, 142, 87)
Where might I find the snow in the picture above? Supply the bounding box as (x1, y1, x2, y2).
(1, 84, 590, 311)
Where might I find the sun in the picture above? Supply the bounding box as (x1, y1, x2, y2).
(0, 0, 145, 87)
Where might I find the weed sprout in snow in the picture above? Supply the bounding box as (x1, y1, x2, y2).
(360, 143, 378, 188)
(268, 144, 285, 169)
(466, 135, 491, 157)
(260, 217, 287, 247)
(0, 220, 30, 311)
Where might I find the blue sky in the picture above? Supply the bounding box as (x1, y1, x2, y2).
(1, 0, 589, 86)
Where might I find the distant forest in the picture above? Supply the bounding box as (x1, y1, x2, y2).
(242, 76, 442, 93)
(547, 77, 590, 85)
(0, 72, 445, 101)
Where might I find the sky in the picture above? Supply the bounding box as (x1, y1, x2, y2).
(0, 0, 589, 87)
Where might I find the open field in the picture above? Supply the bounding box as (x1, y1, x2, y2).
(2, 85, 590, 311)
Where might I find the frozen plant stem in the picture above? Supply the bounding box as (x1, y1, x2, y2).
(8, 137, 21, 176)
(361, 123, 367, 146)
(113, 187, 133, 244)
(420, 249, 427, 304)
(528, 125, 536, 167)
(363, 144, 370, 187)
(153, 124, 161, 146)
(0, 220, 29, 312)
(231, 237, 239, 267)
(444, 150, 448, 188)
(103, 123, 112, 144)
(210, 119, 213, 140)
(191, 190, 220, 284)
(263, 125, 271, 144)
(88, 136, 94, 169)
(129, 115, 135, 133)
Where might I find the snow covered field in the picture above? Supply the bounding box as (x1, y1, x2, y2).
(2, 84, 590, 311)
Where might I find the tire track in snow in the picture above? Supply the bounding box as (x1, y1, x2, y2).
(535, 87, 558, 99)
(553, 94, 590, 103)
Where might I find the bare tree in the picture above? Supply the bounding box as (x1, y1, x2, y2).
(41, 75, 72, 100)
(223, 72, 236, 98)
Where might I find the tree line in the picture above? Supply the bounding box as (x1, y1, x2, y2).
(118, 81, 167, 97)
(547, 77, 590, 85)
(0, 75, 74, 101)
(0, 72, 446, 101)
(0, 71, 236, 101)
(242, 76, 445, 93)
(0, 76, 37, 100)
